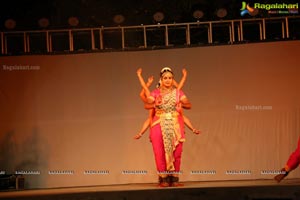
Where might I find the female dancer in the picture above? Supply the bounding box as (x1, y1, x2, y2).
(134, 68, 200, 139)
(136, 67, 195, 187)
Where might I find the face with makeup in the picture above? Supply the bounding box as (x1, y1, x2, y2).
(161, 71, 173, 89)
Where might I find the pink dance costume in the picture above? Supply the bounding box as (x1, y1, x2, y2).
(149, 88, 185, 177)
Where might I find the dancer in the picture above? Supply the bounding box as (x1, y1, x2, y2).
(134, 68, 200, 139)
(274, 137, 300, 182)
(136, 67, 195, 187)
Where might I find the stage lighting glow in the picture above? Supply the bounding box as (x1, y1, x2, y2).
(216, 8, 227, 18)
(4, 19, 16, 29)
(68, 17, 79, 27)
(38, 18, 50, 28)
(193, 10, 204, 20)
(153, 12, 165, 23)
(113, 14, 125, 24)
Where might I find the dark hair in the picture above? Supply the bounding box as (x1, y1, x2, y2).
(160, 67, 173, 77)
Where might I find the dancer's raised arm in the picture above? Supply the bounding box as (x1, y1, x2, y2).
(136, 68, 151, 100)
(139, 76, 154, 103)
(177, 68, 187, 90)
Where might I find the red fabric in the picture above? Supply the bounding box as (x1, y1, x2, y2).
(149, 88, 185, 174)
(286, 137, 300, 171)
(150, 123, 183, 173)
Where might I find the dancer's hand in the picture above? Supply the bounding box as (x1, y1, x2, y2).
(146, 76, 154, 87)
(274, 168, 289, 182)
(134, 134, 142, 139)
(137, 68, 142, 76)
(176, 102, 182, 111)
(192, 128, 201, 135)
(155, 95, 162, 106)
(182, 68, 187, 77)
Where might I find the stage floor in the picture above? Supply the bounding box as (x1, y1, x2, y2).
(1, 179, 300, 200)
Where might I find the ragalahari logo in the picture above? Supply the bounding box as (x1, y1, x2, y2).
(241, 2, 299, 16)
(240, 2, 258, 16)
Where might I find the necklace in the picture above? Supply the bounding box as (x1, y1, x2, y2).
(161, 87, 172, 94)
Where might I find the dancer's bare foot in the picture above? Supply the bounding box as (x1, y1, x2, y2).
(158, 177, 169, 187)
(169, 176, 184, 187)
